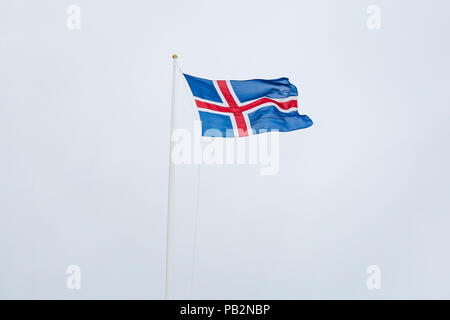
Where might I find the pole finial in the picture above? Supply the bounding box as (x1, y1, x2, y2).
(172, 54, 178, 59)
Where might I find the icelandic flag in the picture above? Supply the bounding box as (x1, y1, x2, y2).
(183, 74, 313, 137)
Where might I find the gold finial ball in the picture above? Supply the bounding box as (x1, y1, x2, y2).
(172, 54, 178, 59)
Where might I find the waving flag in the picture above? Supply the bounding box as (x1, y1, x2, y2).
(183, 74, 313, 137)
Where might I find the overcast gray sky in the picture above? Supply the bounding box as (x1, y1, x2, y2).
(1, 0, 449, 299)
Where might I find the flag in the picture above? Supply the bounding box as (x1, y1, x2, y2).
(183, 74, 313, 137)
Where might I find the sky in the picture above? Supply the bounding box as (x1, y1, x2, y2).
(0, 0, 450, 299)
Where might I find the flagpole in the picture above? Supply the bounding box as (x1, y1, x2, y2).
(165, 53, 178, 300)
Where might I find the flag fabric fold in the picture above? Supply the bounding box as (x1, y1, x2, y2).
(183, 74, 313, 137)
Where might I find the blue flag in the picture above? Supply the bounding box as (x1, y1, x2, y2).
(183, 74, 313, 137)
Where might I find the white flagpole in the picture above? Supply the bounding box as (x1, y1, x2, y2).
(165, 53, 178, 300)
